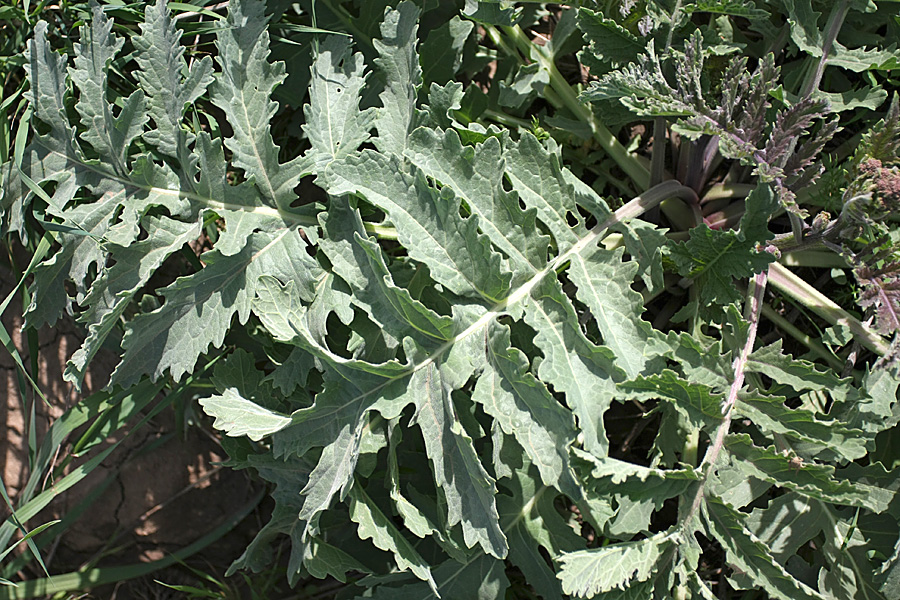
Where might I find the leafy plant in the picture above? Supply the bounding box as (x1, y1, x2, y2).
(2, 0, 900, 598)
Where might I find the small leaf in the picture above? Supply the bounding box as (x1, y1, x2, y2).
(199, 388, 291, 441)
(372, 1, 422, 156)
(568, 246, 663, 378)
(420, 16, 474, 87)
(472, 321, 578, 492)
(301, 35, 375, 172)
(525, 276, 623, 456)
(619, 370, 724, 429)
(724, 434, 892, 512)
(210, 0, 302, 209)
(577, 8, 645, 68)
(557, 531, 676, 597)
(412, 364, 508, 558)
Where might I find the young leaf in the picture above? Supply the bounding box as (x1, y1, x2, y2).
(669, 184, 776, 306)
(724, 434, 892, 512)
(209, 0, 301, 210)
(70, 0, 146, 175)
(372, 1, 422, 156)
(199, 388, 292, 441)
(301, 35, 375, 172)
(133, 0, 213, 171)
(568, 246, 663, 378)
(577, 8, 645, 69)
(404, 127, 548, 277)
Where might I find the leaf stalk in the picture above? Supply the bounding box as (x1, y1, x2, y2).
(490, 24, 652, 190)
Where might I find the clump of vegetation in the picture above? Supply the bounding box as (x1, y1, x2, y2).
(2, 0, 900, 598)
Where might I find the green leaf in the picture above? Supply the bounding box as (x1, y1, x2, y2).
(785, 0, 900, 71)
(504, 133, 586, 253)
(210, 0, 301, 210)
(112, 230, 322, 386)
(65, 216, 200, 388)
(349, 483, 438, 593)
(746, 340, 853, 394)
(302, 537, 373, 583)
(525, 276, 623, 456)
(735, 394, 868, 462)
(670, 182, 776, 305)
(620, 370, 724, 430)
(616, 218, 668, 295)
(194, 131, 285, 257)
(133, 0, 213, 167)
(372, 1, 422, 156)
(420, 16, 474, 87)
(557, 531, 676, 598)
(225, 453, 314, 585)
(361, 554, 510, 599)
(472, 321, 578, 492)
(412, 363, 508, 558)
(498, 62, 549, 110)
(462, 0, 522, 27)
(703, 496, 829, 600)
(497, 442, 584, 600)
(724, 434, 892, 512)
(199, 388, 291, 441)
(577, 8, 645, 68)
(70, 1, 146, 174)
(301, 35, 375, 172)
(744, 493, 826, 564)
(404, 127, 548, 278)
(683, 0, 770, 19)
(568, 246, 663, 378)
(324, 150, 510, 303)
(318, 196, 455, 347)
(817, 86, 889, 113)
(572, 449, 700, 501)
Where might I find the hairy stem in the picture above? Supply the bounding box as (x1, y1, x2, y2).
(686, 268, 768, 523)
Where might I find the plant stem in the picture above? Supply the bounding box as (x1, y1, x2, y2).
(493, 25, 652, 190)
(759, 303, 844, 370)
(686, 268, 768, 524)
(683, 429, 699, 467)
(700, 183, 755, 203)
(799, 0, 851, 99)
(768, 262, 889, 356)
